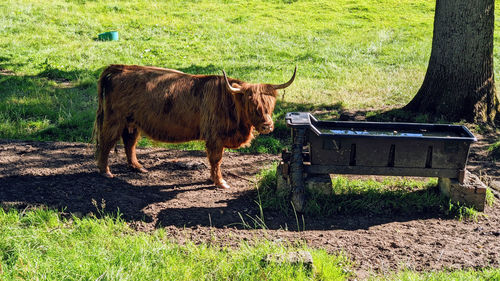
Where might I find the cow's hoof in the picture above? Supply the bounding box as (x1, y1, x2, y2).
(102, 171, 114, 178)
(216, 180, 231, 189)
(131, 166, 148, 173)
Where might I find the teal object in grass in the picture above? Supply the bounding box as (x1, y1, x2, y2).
(98, 31, 119, 41)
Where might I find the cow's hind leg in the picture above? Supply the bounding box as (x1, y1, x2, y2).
(122, 127, 148, 173)
(206, 141, 230, 189)
(96, 122, 122, 178)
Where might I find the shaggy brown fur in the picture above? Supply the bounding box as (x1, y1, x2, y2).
(93, 64, 294, 188)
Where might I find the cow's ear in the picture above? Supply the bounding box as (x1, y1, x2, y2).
(230, 83, 243, 95)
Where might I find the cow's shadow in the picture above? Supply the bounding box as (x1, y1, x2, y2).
(0, 169, 271, 229)
(1, 172, 166, 223)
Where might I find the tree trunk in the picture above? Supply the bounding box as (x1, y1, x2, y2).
(405, 0, 499, 123)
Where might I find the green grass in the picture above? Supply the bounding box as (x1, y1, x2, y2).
(2, 0, 499, 151)
(0, 0, 435, 146)
(2, 0, 500, 148)
(257, 164, 493, 221)
(489, 139, 500, 160)
(1, 206, 498, 280)
(371, 269, 500, 281)
(1, 1, 499, 279)
(0, 207, 352, 280)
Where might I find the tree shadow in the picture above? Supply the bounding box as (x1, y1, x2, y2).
(178, 64, 220, 75)
(177, 63, 297, 84)
(0, 140, 264, 229)
(0, 65, 99, 142)
(364, 107, 432, 123)
(346, 106, 480, 124)
(152, 180, 454, 231)
(178, 64, 267, 76)
(0, 55, 26, 72)
(0, 62, 340, 146)
(306, 106, 429, 123)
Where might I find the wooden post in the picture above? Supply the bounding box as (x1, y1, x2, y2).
(290, 128, 306, 213)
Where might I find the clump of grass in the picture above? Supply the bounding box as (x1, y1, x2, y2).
(486, 188, 495, 207)
(488, 139, 500, 160)
(237, 136, 284, 154)
(447, 201, 486, 222)
(306, 176, 444, 217)
(371, 268, 500, 281)
(137, 137, 206, 150)
(256, 162, 293, 215)
(0, 207, 353, 280)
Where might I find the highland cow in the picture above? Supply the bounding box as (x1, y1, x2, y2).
(94, 64, 295, 188)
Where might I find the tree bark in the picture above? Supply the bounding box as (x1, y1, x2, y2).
(405, 0, 499, 123)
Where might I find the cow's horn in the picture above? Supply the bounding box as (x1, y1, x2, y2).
(271, 66, 297, 90)
(222, 70, 242, 93)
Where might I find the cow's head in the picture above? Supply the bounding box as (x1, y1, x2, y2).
(223, 67, 296, 134)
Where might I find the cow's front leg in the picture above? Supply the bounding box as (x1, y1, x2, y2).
(122, 127, 148, 173)
(206, 141, 230, 189)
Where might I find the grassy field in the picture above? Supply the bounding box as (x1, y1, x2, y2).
(1, 208, 499, 280)
(2, 0, 498, 149)
(1, 0, 499, 279)
(0, 208, 352, 280)
(0, 0, 438, 145)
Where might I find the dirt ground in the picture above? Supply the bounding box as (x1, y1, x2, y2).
(0, 137, 499, 278)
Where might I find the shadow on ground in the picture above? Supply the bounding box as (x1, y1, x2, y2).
(0, 140, 456, 232)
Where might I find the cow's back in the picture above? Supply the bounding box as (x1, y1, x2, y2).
(101, 65, 215, 142)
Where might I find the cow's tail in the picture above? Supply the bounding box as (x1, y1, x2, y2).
(91, 69, 109, 158)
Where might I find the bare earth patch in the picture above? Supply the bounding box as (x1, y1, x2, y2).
(0, 139, 499, 277)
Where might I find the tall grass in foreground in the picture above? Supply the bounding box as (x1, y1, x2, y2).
(0, 208, 352, 281)
(1, 206, 499, 280)
(371, 269, 500, 281)
(256, 164, 494, 220)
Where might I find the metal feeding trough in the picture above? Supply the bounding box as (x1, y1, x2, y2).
(280, 112, 483, 212)
(285, 112, 476, 178)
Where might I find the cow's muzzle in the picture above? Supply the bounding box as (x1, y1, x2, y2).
(257, 122, 274, 134)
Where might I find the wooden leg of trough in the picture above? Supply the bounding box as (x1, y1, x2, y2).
(438, 170, 487, 211)
(290, 128, 306, 213)
(458, 169, 466, 184)
(276, 161, 291, 193)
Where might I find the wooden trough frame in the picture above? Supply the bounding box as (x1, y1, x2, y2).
(280, 112, 487, 212)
